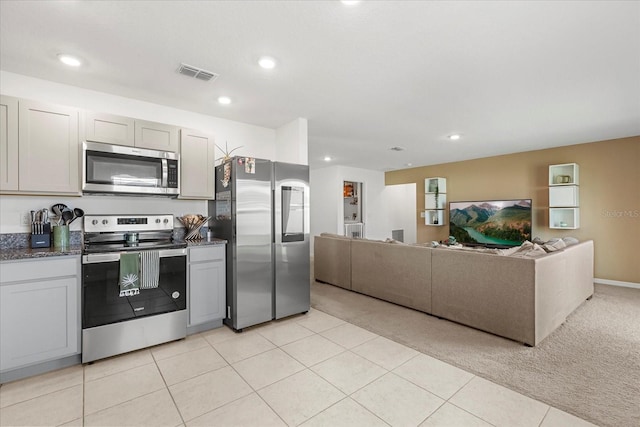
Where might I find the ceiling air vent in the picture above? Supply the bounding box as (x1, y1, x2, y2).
(177, 63, 219, 82)
(389, 146, 405, 151)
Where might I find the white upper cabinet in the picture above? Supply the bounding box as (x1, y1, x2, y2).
(0, 95, 19, 191)
(179, 129, 215, 199)
(134, 119, 179, 152)
(83, 111, 135, 146)
(17, 99, 80, 195)
(83, 112, 179, 152)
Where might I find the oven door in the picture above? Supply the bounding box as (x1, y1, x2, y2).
(82, 141, 179, 195)
(82, 248, 186, 329)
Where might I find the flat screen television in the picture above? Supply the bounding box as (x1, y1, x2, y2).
(449, 199, 532, 248)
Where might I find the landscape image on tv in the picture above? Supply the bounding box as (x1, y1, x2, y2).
(449, 199, 532, 247)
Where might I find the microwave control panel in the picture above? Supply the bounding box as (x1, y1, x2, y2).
(167, 160, 179, 188)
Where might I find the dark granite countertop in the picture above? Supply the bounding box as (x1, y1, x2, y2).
(0, 245, 83, 262)
(183, 237, 227, 247)
(0, 232, 225, 261)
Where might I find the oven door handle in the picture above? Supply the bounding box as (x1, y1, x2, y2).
(82, 248, 186, 264)
(83, 253, 120, 264)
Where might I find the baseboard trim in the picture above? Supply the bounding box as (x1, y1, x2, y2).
(187, 318, 223, 335)
(594, 278, 640, 289)
(1, 354, 81, 384)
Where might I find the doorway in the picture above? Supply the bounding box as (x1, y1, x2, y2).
(343, 181, 363, 238)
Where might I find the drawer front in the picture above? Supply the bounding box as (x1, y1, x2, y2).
(0, 256, 79, 284)
(189, 245, 225, 263)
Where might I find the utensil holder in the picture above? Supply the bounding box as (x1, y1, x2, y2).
(53, 225, 70, 249)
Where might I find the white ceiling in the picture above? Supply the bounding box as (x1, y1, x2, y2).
(1, 1, 639, 171)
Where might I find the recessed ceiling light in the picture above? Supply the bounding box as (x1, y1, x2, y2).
(258, 56, 277, 69)
(405, 163, 413, 167)
(217, 96, 232, 105)
(324, 156, 332, 162)
(448, 134, 461, 141)
(341, 0, 361, 6)
(57, 54, 82, 67)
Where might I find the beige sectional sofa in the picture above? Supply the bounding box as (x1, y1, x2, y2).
(314, 233, 594, 346)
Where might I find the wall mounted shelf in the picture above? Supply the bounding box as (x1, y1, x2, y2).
(549, 163, 579, 229)
(425, 177, 446, 226)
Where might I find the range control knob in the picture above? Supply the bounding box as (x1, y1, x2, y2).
(102, 219, 109, 225)
(92, 219, 98, 225)
(163, 218, 169, 224)
(155, 218, 161, 224)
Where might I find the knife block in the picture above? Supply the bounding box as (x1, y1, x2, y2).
(31, 224, 51, 248)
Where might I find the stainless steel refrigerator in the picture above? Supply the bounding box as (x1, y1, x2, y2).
(208, 157, 310, 331)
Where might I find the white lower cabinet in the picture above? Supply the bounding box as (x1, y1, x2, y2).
(0, 256, 80, 373)
(188, 246, 226, 327)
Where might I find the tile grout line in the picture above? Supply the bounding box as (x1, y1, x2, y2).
(82, 365, 86, 426)
(445, 400, 498, 426)
(151, 347, 187, 426)
(415, 398, 448, 427)
(223, 356, 290, 427)
(0, 377, 83, 412)
(537, 406, 552, 427)
(82, 363, 167, 420)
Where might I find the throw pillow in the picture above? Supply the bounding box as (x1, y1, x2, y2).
(562, 237, 579, 246)
(543, 238, 567, 252)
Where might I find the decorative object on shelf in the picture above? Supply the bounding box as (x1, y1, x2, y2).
(177, 214, 211, 240)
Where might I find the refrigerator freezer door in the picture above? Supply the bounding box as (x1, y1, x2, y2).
(234, 158, 274, 330)
(274, 162, 310, 319)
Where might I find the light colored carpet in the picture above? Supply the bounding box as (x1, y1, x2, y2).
(311, 281, 640, 427)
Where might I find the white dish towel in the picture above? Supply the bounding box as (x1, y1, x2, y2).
(140, 250, 160, 289)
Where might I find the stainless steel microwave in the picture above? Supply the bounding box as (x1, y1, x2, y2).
(82, 141, 179, 196)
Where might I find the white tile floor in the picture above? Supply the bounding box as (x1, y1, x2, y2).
(0, 308, 597, 427)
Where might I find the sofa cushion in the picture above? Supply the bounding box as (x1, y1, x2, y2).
(501, 241, 547, 257)
(543, 238, 567, 252)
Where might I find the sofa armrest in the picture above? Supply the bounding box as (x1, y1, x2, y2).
(534, 240, 594, 344)
(432, 249, 537, 345)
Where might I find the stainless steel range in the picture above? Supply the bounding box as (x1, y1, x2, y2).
(81, 214, 187, 363)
